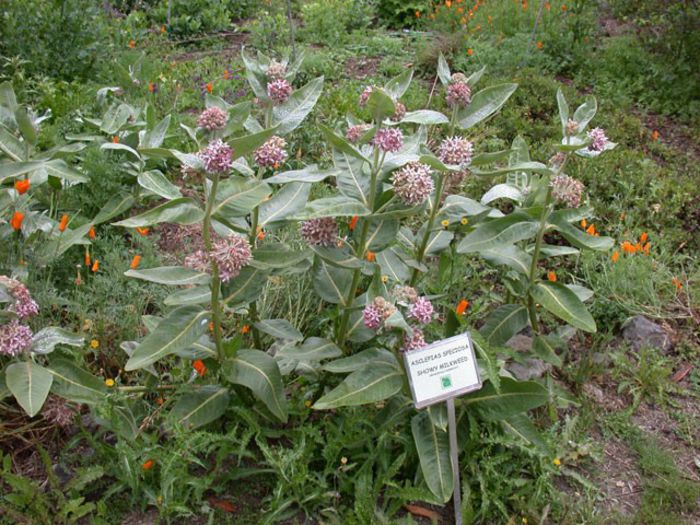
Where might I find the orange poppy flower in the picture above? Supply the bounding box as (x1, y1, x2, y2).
(537, 41, 543, 49)
(112, 135, 119, 144)
(349, 215, 359, 231)
(206, 82, 213, 94)
(446, 0, 452, 7)
(640, 232, 648, 243)
(11, 211, 24, 231)
(91, 260, 99, 273)
(366, 251, 376, 262)
(14, 179, 30, 195)
(129, 39, 135, 49)
(580, 218, 587, 228)
(611, 250, 619, 263)
(672, 277, 682, 291)
(651, 130, 659, 141)
(619, 213, 626, 221)
(130, 255, 141, 269)
(561, 4, 567, 11)
(586, 224, 596, 236)
(467, 48, 474, 56)
(240, 324, 250, 334)
(142, 459, 154, 471)
(415, 10, 421, 18)
(223, 69, 231, 80)
(148, 82, 156, 93)
(59, 214, 69, 232)
(456, 299, 469, 315)
(88, 225, 96, 240)
(545, 2, 551, 10)
(135, 227, 150, 236)
(642, 242, 651, 255)
(85, 251, 91, 266)
(547, 271, 557, 282)
(193, 359, 207, 377)
(160, 25, 166, 34)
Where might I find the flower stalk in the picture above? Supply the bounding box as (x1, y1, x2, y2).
(202, 172, 225, 360)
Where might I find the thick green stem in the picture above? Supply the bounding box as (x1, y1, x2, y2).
(410, 170, 447, 286)
(203, 173, 225, 360)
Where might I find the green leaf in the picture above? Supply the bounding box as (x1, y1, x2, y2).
(556, 88, 569, 136)
(567, 284, 594, 303)
(457, 83, 518, 129)
(125, 266, 210, 286)
(223, 349, 288, 422)
(502, 414, 549, 453)
(100, 103, 133, 134)
(277, 337, 342, 362)
(265, 164, 338, 184)
(457, 212, 539, 253)
(531, 335, 563, 367)
(93, 195, 134, 225)
(125, 306, 210, 371)
(481, 245, 532, 275)
(549, 216, 614, 251)
(310, 246, 363, 269)
(47, 358, 107, 405)
(425, 230, 454, 256)
(313, 362, 403, 409)
(437, 53, 451, 85)
(168, 386, 230, 430)
(31, 327, 84, 355)
(479, 305, 529, 347)
(367, 88, 396, 123)
(399, 110, 449, 125)
(228, 127, 278, 161)
(213, 178, 271, 219)
(254, 319, 303, 342)
(142, 114, 171, 148)
(466, 65, 486, 86)
(572, 95, 597, 131)
(163, 286, 210, 306)
(365, 218, 400, 251)
(137, 170, 181, 200)
(101, 142, 141, 161)
(259, 182, 309, 226)
(322, 348, 396, 373)
(312, 259, 353, 305)
(14, 107, 36, 145)
(335, 149, 371, 207)
(272, 76, 324, 135)
(427, 404, 448, 432)
(296, 196, 370, 220)
(320, 124, 370, 163)
(6, 361, 53, 417)
(377, 248, 411, 283)
(384, 69, 413, 99)
(530, 281, 596, 333)
(221, 267, 268, 306)
(439, 195, 500, 223)
(113, 198, 203, 228)
(251, 245, 310, 270)
(462, 377, 548, 420)
(0, 124, 25, 160)
(411, 411, 453, 503)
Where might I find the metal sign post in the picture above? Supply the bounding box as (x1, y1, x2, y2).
(403, 332, 482, 525)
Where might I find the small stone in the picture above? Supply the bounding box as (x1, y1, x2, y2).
(621, 315, 672, 354)
(508, 358, 551, 381)
(506, 334, 533, 353)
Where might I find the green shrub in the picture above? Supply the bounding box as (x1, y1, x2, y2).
(149, 0, 231, 36)
(377, 0, 429, 28)
(300, 0, 376, 45)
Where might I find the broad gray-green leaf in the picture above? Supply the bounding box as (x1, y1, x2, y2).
(101, 142, 141, 161)
(14, 106, 36, 145)
(168, 386, 229, 430)
(572, 95, 597, 131)
(479, 304, 529, 347)
(481, 245, 532, 275)
(213, 178, 272, 219)
(556, 88, 569, 136)
(312, 259, 353, 305)
(461, 377, 548, 420)
(320, 124, 370, 163)
(377, 248, 410, 283)
(137, 170, 181, 200)
(251, 245, 310, 270)
(31, 327, 83, 355)
(425, 230, 454, 256)
(100, 103, 132, 134)
(346, 310, 376, 343)
(367, 88, 396, 123)
(457, 83, 517, 129)
(0, 124, 24, 161)
(125, 266, 210, 286)
(221, 267, 268, 306)
(93, 195, 135, 225)
(466, 65, 486, 86)
(335, 149, 370, 207)
(164, 286, 211, 306)
(113, 198, 203, 228)
(531, 335, 563, 367)
(255, 319, 303, 342)
(296, 196, 370, 220)
(549, 216, 614, 251)
(142, 114, 171, 148)
(313, 362, 403, 409)
(457, 212, 538, 254)
(272, 76, 324, 135)
(125, 306, 210, 371)
(223, 349, 288, 422)
(411, 411, 453, 503)
(398, 110, 449, 125)
(365, 218, 400, 251)
(530, 281, 596, 333)
(384, 69, 413, 100)
(277, 337, 342, 362)
(310, 246, 363, 269)
(259, 182, 309, 226)
(471, 161, 550, 177)
(537, 244, 579, 257)
(6, 361, 53, 417)
(228, 127, 278, 160)
(265, 164, 338, 184)
(502, 414, 549, 453)
(567, 284, 594, 303)
(437, 53, 451, 85)
(481, 183, 523, 204)
(322, 348, 396, 373)
(427, 404, 448, 432)
(47, 358, 107, 405)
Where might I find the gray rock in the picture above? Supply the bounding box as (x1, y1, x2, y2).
(506, 334, 533, 353)
(508, 358, 551, 381)
(622, 315, 673, 354)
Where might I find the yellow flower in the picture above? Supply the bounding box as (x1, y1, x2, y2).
(105, 378, 115, 387)
(340, 457, 348, 465)
(460, 217, 469, 225)
(304, 400, 312, 408)
(90, 339, 100, 349)
(381, 275, 389, 283)
(553, 457, 561, 466)
(441, 219, 450, 228)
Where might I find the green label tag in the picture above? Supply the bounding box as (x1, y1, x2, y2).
(441, 375, 452, 389)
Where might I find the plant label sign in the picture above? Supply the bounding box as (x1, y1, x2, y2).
(404, 332, 481, 409)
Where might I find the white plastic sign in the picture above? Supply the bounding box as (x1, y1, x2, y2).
(404, 332, 481, 409)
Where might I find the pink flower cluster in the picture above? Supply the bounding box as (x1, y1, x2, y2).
(300, 217, 338, 247)
(363, 297, 397, 330)
(565, 118, 579, 136)
(184, 234, 252, 282)
(346, 124, 372, 144)
(391, 162, 434, 205)
(446, 81, 471, 107)
(587, 127, 608, 152)
(392, 102, 406, 122)
(266, 60, 287, 80)
(0, 319, 33, 357)
(408, 297, 434, 325)
(267, 78, 293, 105)
(197, 107, 228, 131)
(254, 136, 288, 168)
(358, 85, 375, 107)
(0, 276, 39, 320)
(402, 328, 426, 352)
(551, 174, 585, 208)
(199, 139, 233, 174)
(372, 128, 403, 153)
(438, 136, 473, 166)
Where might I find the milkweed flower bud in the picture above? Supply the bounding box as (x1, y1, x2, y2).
(392, 102, 406, 122)
(408, 297, 434, 324)
(401, 327, 426, 352)
(300, 217, 338, 247)
(346, 124, 372, 143)
(438, 136, 473, 166)
(372, 128, 403, 153)
(363, 297, 396, 329)
(358, 85, 374, 107)
(210, 234, 252, 282)
(41, 395, 77, 427)
(391, 162, 434, 205)
(199, 139, 233, 174)
(184, 250, 210, 273)
(0, 276, 39, 319)
(565, 118, 579, 136)
(0, 320, 33, 357)
(254, 136, 288, 168)
(393, 285, 418, 304)
(197, 107, 228, 131)
(587, 127, 608, 152)
(267, 78, 293, 105)
(446, 81, 471, 107)
(551, 174, 585, 208)
(266, 60, 287, 80)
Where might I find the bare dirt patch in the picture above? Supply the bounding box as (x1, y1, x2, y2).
(345, 56, 382, 79)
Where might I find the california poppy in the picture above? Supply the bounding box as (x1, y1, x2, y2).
(59, 214, 69, 232)
(537, 41, 543, 49)
(91, 260, 99, 273)
(240, 324, 250, 334)
(85, 251, 91, 266)
(349, 215, 359, 231)
(456, 299, 469, 315)
(611, 251, 619, 263)
(11, 211, 24, 231)
(88, 225, 96, 240)
(640, 232, 648, 243)
(142, 459, 154, 471)
(14, 179, 30, 194)
(366, 251, 376, 262)
(547, 271, 557, 282)
(135, 227, 150, 236)
(672, 277, 682, 291)
(467, 48, 474, 56)
(112, 135, 119, 144)
(193, 359, 207, 377)
(129, 39, 135, 49)
(130, 255, 141, 269)
(206, 82, 213, 94)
